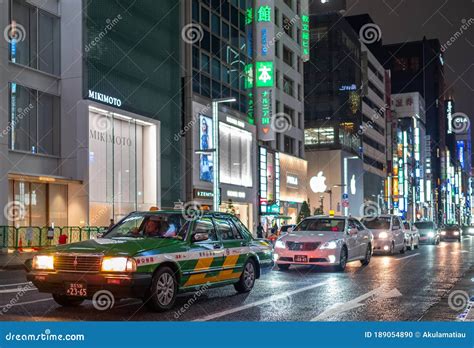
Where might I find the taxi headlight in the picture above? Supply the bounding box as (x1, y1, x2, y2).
(32, 255, 54, 270)
(453, 231, 460, 236)
(101, 257, 136, 272)
(441, 231, 446, 235)
(320, 240, 338, 249)
(275, 240, 286, 249)
(378, 232, 389, 239)
(427, 231, 435, 238)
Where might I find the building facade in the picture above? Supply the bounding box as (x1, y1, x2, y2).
(1, 0, 181, 227)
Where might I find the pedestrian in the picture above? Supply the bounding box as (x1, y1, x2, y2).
(25, 227, 33, 247)
(257, 223, 264, 239)
(46, 226, 54, 246)
(58, 232, 68, 245)
(108, 218, 115, 230)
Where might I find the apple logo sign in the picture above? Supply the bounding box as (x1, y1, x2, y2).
(310, 171, 327, 193)
(350, 174, 356, 195)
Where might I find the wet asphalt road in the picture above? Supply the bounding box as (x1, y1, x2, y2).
(0, 236, 472, 322)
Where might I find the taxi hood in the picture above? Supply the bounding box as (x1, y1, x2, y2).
(281, 230, 345, 243)
(50, 237, 185, 257)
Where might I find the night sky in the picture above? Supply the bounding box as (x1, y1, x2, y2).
(345, 0, 474, 136)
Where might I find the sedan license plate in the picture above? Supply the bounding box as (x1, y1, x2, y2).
(294, 255, 308, 263)
(65, 282, 87, 297)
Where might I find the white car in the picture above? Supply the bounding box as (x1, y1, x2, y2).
(361, 215, 406, 254)
(403, 221, 420, 250)
(274, 216, 373, 272)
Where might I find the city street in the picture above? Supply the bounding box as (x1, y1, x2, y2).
(0, 237, 472, 322)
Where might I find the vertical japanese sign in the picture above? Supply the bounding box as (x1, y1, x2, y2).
(252, 0, 276, 141)
(301, 0, 310, 62)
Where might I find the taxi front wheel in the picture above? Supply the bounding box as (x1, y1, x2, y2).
(234, 259, 256, 293)
(144, 266, 178, 312)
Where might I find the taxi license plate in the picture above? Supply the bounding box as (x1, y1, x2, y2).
(294, 255, 308, 262)
(65, 282, 87, 297)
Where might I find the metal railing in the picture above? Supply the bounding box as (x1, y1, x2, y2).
(0, 226, 108, 249)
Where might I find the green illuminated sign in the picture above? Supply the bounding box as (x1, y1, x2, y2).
(256, 6, 271, 22)
(301, 15, 310, 62)
(255, 61, 274, 87)
(244, 63, 253, 89)
(245, 8, 253, 25)
(260, 90, 271, 128)
(247, 92, 255, 125)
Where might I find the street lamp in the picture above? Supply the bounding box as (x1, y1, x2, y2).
(211, 97, 236, 211)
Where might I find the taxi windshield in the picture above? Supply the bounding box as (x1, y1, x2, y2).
(105, 213, 185, 239)
(294, 218, 345, 232)
(362, 217, 391, 230)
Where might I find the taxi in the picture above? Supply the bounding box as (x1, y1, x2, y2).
(26, 211, 273, 312)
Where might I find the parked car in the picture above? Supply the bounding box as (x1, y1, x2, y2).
(414, 221, 440, 245)
(267, 224, 296, 244)
(403, 221, 420, 250)
(26, 211, 273, 312)
(361, 215, 406, 254)
(274, 216, 373, 272)
(439, 224, 462, 242)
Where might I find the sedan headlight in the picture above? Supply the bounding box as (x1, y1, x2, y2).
(101, 257, 136, 272)
(453, 231, 460, 236)
(275, 240, 286, 249)
(320, 240, 338, 249)
(427, 231, 435, 238)
(441, 231, 446, 235)
(32, 255, 54, 270)
(378, 232, 389, 239)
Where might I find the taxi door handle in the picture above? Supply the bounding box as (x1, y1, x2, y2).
(214, 244, 223, 249)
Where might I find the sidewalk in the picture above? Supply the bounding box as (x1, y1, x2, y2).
(0, 251, 36, 270)
(420, 265, 474, 321)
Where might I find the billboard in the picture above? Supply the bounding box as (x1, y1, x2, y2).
(199, 115, 213, 183)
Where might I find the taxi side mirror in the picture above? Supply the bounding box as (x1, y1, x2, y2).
(287, 227, 293, 233)
(192, 232, 209, 242)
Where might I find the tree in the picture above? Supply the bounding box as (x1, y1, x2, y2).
(313, 207, 324, 216)
(297, 201, 311, 223)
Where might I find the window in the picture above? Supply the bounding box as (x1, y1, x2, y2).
(215, 218, 243, 240)
(274, 7, 279, 26)
(275, 39, 280, 57)
(10, 0, 60, 75)
(283, 75, 294, 96)
(282, 15, 293, 38)
(283, 0, 292, 9)
(276, 70, 281, 89)
(9, 83, 60, 156)
(311, 27, 328, 43)
(283, 105, 295, 127)
(191, 218, 218, 242)
(304, 128, 335, 145)
(297, 84, 302, 101)
(284, 135, 294, 154)
(282, 45, 294, 67)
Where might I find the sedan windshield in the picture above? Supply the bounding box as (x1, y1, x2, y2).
(105, 213, 185, 238)
(294, 218, 345, 232)
(414, 222, 435, 229)
(362, 217, 391, 230)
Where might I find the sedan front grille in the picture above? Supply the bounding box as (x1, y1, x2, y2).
(286, 242, 321, 251)
(54, 254, 102, 273)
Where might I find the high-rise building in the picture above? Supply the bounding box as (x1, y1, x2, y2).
(0, 0, 181, 227)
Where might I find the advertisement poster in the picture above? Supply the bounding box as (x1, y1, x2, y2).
(199, 114, 213, 182)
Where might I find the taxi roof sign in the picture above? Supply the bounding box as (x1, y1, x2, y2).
(329, 210, 335, 217)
